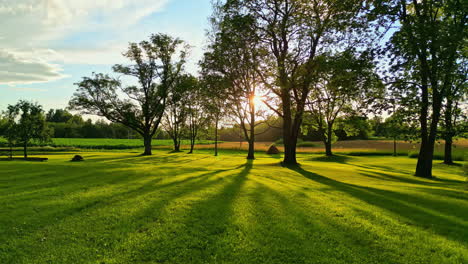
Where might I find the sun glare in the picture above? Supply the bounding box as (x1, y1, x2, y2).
(252, 95, 264, 107)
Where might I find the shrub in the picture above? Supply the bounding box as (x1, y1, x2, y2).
(71, 155, 84, 162)
(267, 145, 280, 154)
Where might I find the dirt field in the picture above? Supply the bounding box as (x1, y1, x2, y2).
(159, 139, 468, 154)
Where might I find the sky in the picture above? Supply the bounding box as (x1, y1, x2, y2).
(0, 0, 213, 113)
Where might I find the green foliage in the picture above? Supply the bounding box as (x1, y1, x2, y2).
(335, 115, 372, 140)
(69, 33, 189, 155)
(2, 100, 51, 157)
(46, 109, 73, 123)
(0, 151, 466, 263)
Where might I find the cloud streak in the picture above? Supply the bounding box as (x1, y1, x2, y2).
(0, 49, 66, 85)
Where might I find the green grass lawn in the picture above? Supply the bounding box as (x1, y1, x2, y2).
(0, 151, 467, 263)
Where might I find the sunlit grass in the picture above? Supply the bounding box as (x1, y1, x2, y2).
(0, 151, 466, 263)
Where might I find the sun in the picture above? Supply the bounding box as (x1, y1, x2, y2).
(252, 95, 264, 107)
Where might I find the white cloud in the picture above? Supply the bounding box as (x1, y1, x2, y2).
(0, 0, 170, 46)
(0, 0, 170, 83)
(0, 49, 65, 84)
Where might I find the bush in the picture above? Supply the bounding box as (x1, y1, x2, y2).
(266, 145, 280, 154)
(71, 155, 84, 162)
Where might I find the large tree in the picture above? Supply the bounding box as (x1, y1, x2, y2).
(69, 34, 189, 155)
(384, 0, 467, 177)
(220, 0, 372, 164)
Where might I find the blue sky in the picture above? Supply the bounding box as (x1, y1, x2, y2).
(0, 0, 212, 112)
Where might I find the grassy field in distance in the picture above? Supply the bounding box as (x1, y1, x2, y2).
(0, 138, 466, 160)
(0, 138, 219, 150)
(0, 150, 466, 263)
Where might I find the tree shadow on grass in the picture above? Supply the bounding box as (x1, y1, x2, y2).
(308, 154, 351, 164)
(246, 183, 394, 263)
(2, 166, 235, 264)
(287, 165, 468, 244)
(116, 160, 253, 263)
(351, 163, 465, 185)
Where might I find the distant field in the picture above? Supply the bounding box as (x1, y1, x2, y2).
(193, 139, 468, 161)
(0, 138, 466, 160)
(0, 138, 219, 150)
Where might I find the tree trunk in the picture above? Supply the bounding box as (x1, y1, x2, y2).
(444, 98, 454, 164)
(143, 132, 152, 155)
(214, 116, 219, 157)
(282, 95, 298, 165)
(188, 134, 195, 154)
(247, 99, 255, 160)
(325, 124, 333, 156)
(247, 140, 254, 160)
(189, 143, 194, 154)
(393, 137, 397, 156)
(324, 141, 332, 156)
(416, 92, 443, 178)
(415, 76, 431, 178)
(173, 138, 180, 152)
(23, 142, 27, 159)
(444, 137, 453, 164)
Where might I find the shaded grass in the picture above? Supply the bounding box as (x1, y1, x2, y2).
(0, 151, 467, 263)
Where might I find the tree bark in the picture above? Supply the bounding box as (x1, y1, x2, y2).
(214, 116, 219, 156)
(173, 137, 180, 152)
(444, 137, 453, 164)
(444, 98, 454, 164)
(247, 99, 255, 160)
(188, 133, 195, 154)
(325, 124, 333, 156)
(282, 94, 298, 165)
(415, 65, 431, 178)
(416, 92, 443, 178)
(143, 132, 152, 155)
(247, 139, 254, 160)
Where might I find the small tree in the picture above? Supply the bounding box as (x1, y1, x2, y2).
(69, 34, 189, 155)
(163, 74, 193, 152)
(0, 116, 15, 159)
(199, 74, 229, 156)
(5, 101, 50, 159)
(441, 61, 467, 164)
(186, 77, 210, 154)
(306, 51, 383, 156)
